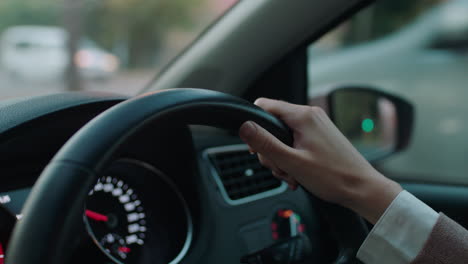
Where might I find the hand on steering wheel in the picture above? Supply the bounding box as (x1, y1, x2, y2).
(239, 98, 402, 225)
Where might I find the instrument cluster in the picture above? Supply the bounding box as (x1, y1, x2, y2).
(0, 159, 193, 264)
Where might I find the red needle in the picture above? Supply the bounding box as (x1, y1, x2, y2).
(118, 247, 131, 253)
(85, 210, 108, 222)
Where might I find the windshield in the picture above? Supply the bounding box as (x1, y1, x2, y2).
(0, 0, 237, 100)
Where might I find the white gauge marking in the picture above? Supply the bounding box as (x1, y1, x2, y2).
(126, 234, 138, 244)
(103, 183, 113, 192)
(119, 194, 130, 203)
(106, 233, 115, 243)
(127, 213, 140, 222)
(94, 182, 103, 191)
(112, 188, 123, 196)
(124, 203, 135, 212)
(128, 223, 140, 233)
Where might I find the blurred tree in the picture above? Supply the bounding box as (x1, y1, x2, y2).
(63, 0, 84, 91)
(371, 0, 442, 38)
(85, 0, 206, 68)
(345, 0, 444, 44)
(0, 0, 60, 31)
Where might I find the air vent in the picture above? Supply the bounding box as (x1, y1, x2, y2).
(204, 144, 287, 205)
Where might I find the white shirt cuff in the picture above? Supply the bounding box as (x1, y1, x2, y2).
(356, 190, 438, 264)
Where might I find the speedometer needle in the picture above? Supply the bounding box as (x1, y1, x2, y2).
(118, 247, 131, 253)
(85, 210, 109, 222)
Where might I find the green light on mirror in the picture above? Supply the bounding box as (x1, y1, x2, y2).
(362, 118, 374, 133)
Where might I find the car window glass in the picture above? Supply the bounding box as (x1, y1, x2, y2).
(308, 0, 468, 184)
(0, 0, 237, 100)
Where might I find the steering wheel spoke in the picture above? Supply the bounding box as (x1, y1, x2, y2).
(315, 199, 368, 264)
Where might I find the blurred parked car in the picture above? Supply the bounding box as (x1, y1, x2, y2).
(0, 25, 119, 81)
(309, 0, 468, 180)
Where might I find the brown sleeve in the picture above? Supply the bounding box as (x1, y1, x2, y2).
(412, 213, 468, 264)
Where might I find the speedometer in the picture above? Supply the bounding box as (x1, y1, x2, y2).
(85, 176, 147, 263)
(84, 159, 193, 264)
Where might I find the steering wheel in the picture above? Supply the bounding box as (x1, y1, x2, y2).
(6, 88, 367, 264)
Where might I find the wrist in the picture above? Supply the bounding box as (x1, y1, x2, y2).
(346, 171, 402, 224)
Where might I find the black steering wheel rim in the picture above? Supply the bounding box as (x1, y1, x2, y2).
(6, 88, 294, 264)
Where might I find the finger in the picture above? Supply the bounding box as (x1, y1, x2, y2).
(254, 98, 305, 127)
(248, 146, 256, 155)
(259, 155, 288, 179)
(239, 121, 295, 164)
(278, 172, 298, 186)
(258, 154, 276, 170)
(261, 157, 296, 184)
(271, 170, 298, 190)
(271, 169, 288, 180)
(258, 154, 284, 175)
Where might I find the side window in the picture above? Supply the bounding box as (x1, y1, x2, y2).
(307, 0, 468, 184)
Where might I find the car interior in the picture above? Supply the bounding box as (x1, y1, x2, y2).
(1, 0, 468, 263)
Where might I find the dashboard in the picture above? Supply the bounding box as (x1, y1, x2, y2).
(0, 93, 331, 264)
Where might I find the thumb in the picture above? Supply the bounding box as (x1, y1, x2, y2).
(239, 121, 295, 163)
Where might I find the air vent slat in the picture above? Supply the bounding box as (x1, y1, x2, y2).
(205, 145, 286, 204)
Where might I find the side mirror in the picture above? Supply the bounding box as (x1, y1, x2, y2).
(310, 87, 414, 161)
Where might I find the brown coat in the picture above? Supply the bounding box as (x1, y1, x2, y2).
(412, 214, 468, 264)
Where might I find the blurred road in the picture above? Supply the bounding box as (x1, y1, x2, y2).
(0, 69, 157, 100)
